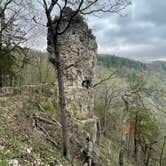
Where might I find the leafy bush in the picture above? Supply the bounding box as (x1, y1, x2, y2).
(42, 101, 55, 113)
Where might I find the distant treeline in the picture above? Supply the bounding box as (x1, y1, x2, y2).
(97, 54, 147, 70)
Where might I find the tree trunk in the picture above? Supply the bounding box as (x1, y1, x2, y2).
(103, 90, 108, 137)
(0, 8, 3, 87)
(159, 136, 166, 166)
(38, 57, 42, 83)
(0, 69, 3, 87)
(133, 113, 139, 166)
(48, 23, 69, 157)
(119, 115, 127, 166)
(103, 105, 107, 137)
(0, 9, 5, 87)
(134, 137, 138, 164)
(119, 96, 129, 166)
(9, 74, 13, 87)
(145, 152, 150, 166)
(127, 126, 132, 157)
(54, 57, 69, 157)
(143, 145, 148, 166)
(96, 118, 101, 145)
(0, 7, 4, 50)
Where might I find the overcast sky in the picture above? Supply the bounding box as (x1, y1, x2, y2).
(30, 0, 166, 62)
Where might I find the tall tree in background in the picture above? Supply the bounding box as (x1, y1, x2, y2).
(119, 95, 129, 166)
(0, 0, 34, 87)
(125, 72, 160, 166)
(40, 0, 131, 158)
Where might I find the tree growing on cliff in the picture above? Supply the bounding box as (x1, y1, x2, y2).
(40, 0, 131, 158)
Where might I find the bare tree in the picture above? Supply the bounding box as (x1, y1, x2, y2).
(0, 0, 35, 87)
(40, 0, 131, 158)
(119, 95, 129, 166)
(101, 84, 120, 136)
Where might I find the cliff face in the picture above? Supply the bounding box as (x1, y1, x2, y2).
(48, 8, 97, 120)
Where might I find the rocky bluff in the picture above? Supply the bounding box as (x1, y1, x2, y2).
(47, 8, 97, 120)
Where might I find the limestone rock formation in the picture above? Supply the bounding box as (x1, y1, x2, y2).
(48, 8, 97, 120)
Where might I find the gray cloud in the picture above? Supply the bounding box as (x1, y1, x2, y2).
(29, 0, 166, 62)
(88, 0, 166, 61)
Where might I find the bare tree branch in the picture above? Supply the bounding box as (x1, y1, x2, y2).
(48, 0, 59, 14)
(93, 71, 117, 88)
(80, 0, 131, 15)
(58, 0, 84, 35)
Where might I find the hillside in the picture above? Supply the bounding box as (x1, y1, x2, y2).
(0, 85, 129, 166)
(96, 54, 166, 164)
(148, 61, 166, 72)
(0, 53, 166, 166)
(97, 54, 147, 71)
(97, 54, 166, 73)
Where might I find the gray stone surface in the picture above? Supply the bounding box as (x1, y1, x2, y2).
(48, 8, 97, 120)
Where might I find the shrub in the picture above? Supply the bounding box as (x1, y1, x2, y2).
(42, 101, 55, 113)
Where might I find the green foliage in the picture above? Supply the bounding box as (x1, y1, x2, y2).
(32, 146, 40, 155)
(0, 48, 56, 86)
(0, 48, 14, 71)
(21, 50, 56, 85)
(0, 153, 8, 166)
(32, 145, 69, 165)
(33, 145, 56, 159)
(0, 160, 8, 166)
(129, 109, 159, 143)
(42, 101, 56, 113)
(6, 139, 22, 158)
(94, 58, 166, 164)
(97, 54, 147, 70)
(0, 48, 15, 86)
(94, 136, 132, 165)
(126, 71, 147, 92)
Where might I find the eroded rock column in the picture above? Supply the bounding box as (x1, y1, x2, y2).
(48, 8, 97, 120)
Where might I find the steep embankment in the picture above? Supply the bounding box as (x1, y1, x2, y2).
(1, 56, 166, 165)
(0, 85, 126, 166)
(0, 85, 71, 166)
